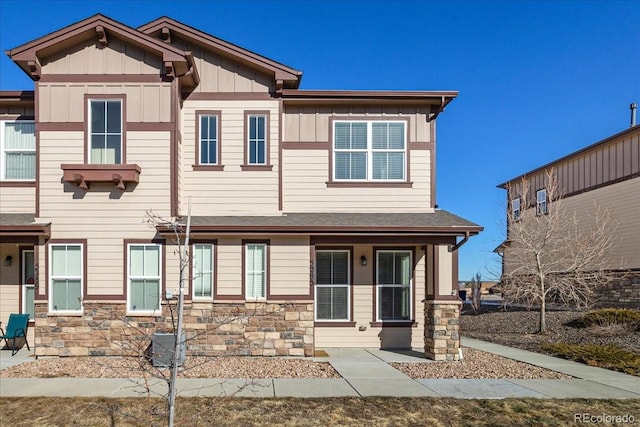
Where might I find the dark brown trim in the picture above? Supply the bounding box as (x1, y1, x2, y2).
(189, 239, 218, 302)
(192, 165, 225, 171)
(84, 94, 127, 164)
(0, 114, 34, 121)
(372, 246, 416, 323)
(170, 79, 178, 217)
(123, 239, 166, 312)
(242, 239, 270, 301)
(127, 122, 174, 131)
(34, 245, 45, 301)
(310, 235, 458, 245)
(44, 239, 88, 311)
(313, 246, 354, 322)
(430, 110, 436, 208)
(39, 74, 165, 83)
(282, 89, 458, 101)
(18, 246, 35, 323)
(195, 110, 222, 169)
(60, 163, 141, 190)
(314, 322, 357, 327)
(278, 99, 283, 211)
(243, 110, 271, 168)
(0, 224, 51, 239)
(281, 142, 330, 150)
(425, 244, 439, 301)
(36, 122, 84, 131)
(0, 181, 35, 187)
(369, 321, 417, 328)
(185, 92, 274, 100)
(0, 236, 40, 244)
(35, 83, 40, 217)
(452, 249, 459, 292)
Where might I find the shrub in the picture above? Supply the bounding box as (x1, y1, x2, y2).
(542, 343, 640, 376)
(580, 308, 640, 330)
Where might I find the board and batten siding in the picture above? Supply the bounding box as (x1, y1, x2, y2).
(315, 244, 427, 348)
(179, 100, 280, 215)
(40, 37, 162, 75)
(172, 36, 274, 94)
(36, 130, 171, 297)
(37, 82, 172, 123)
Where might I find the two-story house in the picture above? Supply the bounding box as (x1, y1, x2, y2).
(0, 14, 481, 360)
(496, 120, 640, 308)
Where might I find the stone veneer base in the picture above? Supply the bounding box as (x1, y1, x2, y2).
(423, 299, 462, 361)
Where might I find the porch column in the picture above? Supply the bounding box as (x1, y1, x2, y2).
(423, 244, 461, 361)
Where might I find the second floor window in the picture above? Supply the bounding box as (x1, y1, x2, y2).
(333, 121, 406, 181)
(89, 100, 122, 164)
(1, 120, 35, 180)
(247, 114, 267, 165)
(536, 189, 548, 215)
(199, 115, 218, 165)
(511, 197, 521, 221)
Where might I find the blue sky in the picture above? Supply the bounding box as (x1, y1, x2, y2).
(1, 0, 638, 281)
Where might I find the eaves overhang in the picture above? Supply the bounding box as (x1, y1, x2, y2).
(138, 17, 302, 89)
(5, 13, 192, 82)
(0, 91, 34, 107)
(0, 213, 51, 241)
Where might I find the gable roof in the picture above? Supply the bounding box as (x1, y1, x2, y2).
(5, 14, 195, 84)
(138, 16, 302, 90)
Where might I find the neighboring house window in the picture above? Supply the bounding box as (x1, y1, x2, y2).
(511, 197, 521, 221)
(536, 189, 548, 215)
(128, 244, 161, 313)
(246, 114, 267, 165)
(0, 120, 35, 180)
(89, 99, 122, 164)
(376, 250, 412, 321)
(315, 250, 350, 321)
(49, 244, 83, 313)
(22, 249, 35, 320)
(199, 114, 219, 165)
(245, 242, 267, 299)
(192, 243, 214, 299)
(333, 121, 406, 181)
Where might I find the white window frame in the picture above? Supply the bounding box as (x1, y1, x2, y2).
(314, 250, 350, 322)
(511, 197, 521, 221)
(199, 115, 219, 165)
(48, 244, 83, 314)
(88, 99, 122, 164)
(333, 120, 407, 182)
(0, 120, 36, 181)
(247, 114, 267, 165)
(536, 189, 548, 215)
(376, 250, 413, 322)
(192, 243, 214, 300)
(127, 243, 162, 315)
(245, 243, 267, 300)
(22, 249, 35, 320)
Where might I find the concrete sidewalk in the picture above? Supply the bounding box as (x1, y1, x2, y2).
(1, 339, 639, 399)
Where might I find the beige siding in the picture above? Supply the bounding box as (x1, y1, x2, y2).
(173, 36, 273, 93)
(270, 236, 310, 297)
(282, 149, 432, 212)
(38, 83, 172, 123)
(37, 130, 171, 297)
(41, 38, 162, 75)
(216, 238, 243, 297)
(0, 187, 35, 213)
(316, 245, 426, 348)
(179, 100, 280, 215)
(283, 106, 432, 143)
(563, 177, 640, 269)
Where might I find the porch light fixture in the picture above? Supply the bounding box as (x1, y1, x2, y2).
(4, 255, 12, 266)
(360, 255, 367, 266)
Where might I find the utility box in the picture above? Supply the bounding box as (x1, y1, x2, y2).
(152, 332, 186, 368)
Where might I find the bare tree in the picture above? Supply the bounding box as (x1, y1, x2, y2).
(500, 169, 620, 333)
(470, 273, 482, 313)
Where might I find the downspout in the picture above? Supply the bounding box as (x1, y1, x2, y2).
(448, 231, 470, 252)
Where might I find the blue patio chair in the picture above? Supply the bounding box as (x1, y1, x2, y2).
(0, 313, 30, 356)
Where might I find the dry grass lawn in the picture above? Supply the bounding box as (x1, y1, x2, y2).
(1, 397, 638, 426)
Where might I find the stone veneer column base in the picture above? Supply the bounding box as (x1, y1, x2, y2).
(423, 299, 462, 361)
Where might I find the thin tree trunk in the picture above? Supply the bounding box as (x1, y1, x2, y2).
(539, 277, 546, 333)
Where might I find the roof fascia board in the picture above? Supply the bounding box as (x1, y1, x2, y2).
(281, 89, 457, 104)
(497, 126, 640, 189)
(138, 17, 302, 84)
(7, 14, 188, 68)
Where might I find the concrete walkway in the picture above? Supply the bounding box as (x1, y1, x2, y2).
(1, 339, 639, 399)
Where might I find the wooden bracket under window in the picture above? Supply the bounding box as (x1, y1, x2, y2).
(61, 164, 141, 191)
(73, 173, 88, 190)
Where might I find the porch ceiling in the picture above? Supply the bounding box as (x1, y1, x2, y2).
(160, 210, 482, 237)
